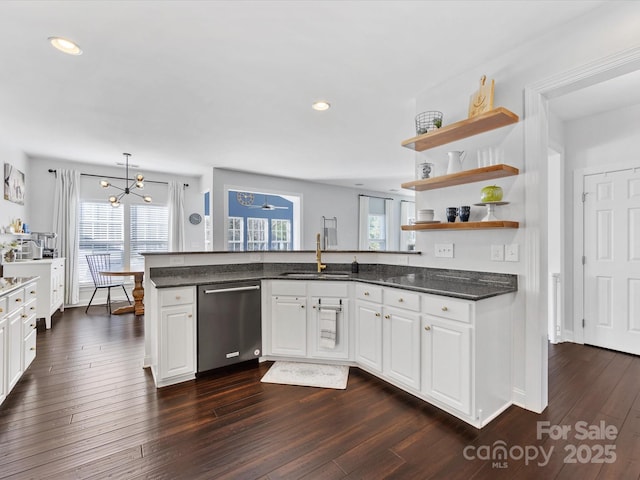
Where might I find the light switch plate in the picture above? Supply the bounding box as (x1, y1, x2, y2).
(491, 244, 504, 261)
(435, 243, 454, 258)
(505, 244, 519, 262)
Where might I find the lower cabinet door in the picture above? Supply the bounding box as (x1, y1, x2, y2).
(0, 318, 7, 403)
(160, 304, 195, 379)
(422, 315, 472, 416)
(355, 301, 383, 373)
(382, 306, 421, 390)
(8, 310, 23, 392)
(23, 329, 37, 370)
(270, 296, 307, 357)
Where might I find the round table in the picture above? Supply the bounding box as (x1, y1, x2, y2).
(99, 270, 144, 316)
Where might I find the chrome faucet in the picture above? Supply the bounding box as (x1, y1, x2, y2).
(316, 233, 326, 272)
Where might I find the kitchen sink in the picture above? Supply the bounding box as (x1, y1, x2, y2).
(279, 272, 352, 279)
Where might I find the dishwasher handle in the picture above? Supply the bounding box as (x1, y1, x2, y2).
(203, 285, 261, 294)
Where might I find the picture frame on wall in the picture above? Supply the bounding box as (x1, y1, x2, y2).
(4, 162, 25, 205)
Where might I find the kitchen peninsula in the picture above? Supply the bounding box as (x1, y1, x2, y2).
(143, 251, 517, 428)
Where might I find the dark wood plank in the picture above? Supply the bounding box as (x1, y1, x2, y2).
(0, 306, 639, 480)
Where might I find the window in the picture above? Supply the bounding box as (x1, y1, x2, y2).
(367, 214, 386, 250)
(228, 217, 244, 251)
(130, 205, 168, 270)
(271, 219, 291, 250)
(246, 218, 268, 251)
(78, 201, 168, 284)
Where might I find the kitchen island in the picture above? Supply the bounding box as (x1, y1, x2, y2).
(142, 251, 517, 428)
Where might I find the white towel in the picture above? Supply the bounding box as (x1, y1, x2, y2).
(319, 308, 337, 349)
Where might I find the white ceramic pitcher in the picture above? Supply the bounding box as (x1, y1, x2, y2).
(446, 151, 466, 174)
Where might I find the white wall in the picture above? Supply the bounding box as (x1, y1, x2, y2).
(27, 156, 204, 250)
(211, 168, 414, 251)
(0, 142, 29, 256)
(412, 2, 640, 408)
(563, 102, 640, 337)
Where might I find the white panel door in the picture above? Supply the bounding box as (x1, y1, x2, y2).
(583, 169, 640, 355)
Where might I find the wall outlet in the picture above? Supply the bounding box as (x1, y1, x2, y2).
(505, 244, 519, 262)
(435, 243, 454, 258)
(491, 244, 505, 261)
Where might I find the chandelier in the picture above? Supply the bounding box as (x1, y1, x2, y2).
(100, 153, 152, 207)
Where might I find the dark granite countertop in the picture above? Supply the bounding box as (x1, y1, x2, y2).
(0, 276, 40, 296)
(150, 263, 516, 301)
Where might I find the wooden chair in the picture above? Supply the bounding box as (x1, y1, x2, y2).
(85, 254, 131, 314)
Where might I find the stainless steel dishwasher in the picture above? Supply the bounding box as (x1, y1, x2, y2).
(197, 281, 262, 373)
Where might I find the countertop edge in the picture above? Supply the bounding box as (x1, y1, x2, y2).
(150, 274, 516, 301)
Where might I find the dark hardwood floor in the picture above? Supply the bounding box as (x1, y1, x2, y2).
(1, 306, 639, 479)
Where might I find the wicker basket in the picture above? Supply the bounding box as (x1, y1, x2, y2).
(415, 111, 443, 135)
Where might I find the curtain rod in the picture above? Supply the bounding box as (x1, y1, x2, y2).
(358, 194, 393, 200)
(48, 169, 189, 187)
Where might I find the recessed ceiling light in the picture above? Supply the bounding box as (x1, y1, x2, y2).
(312, 101, 331, 111)
(354, 183, 364, 186)
(48, 36, 82, 55)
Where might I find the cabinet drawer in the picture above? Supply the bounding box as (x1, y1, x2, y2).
(23, 312, 37, 339)
(7, 288, 26, 315)
(271, 280, 306, 296)
(0, 296, 7, 316)
(355, 283, 382, 303)
(159, 287, 195, 307)
(384, 287, 420, 312)
(307, 281, 348, 298)
(24, 283, 37, 302)
(422, 294, 471, 323)
(24, 329, 37, 368)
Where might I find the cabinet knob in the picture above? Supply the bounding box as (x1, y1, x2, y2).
(22, 314, 27, 318)
(188, 314, 193, 318)
(398, 298, 404, 302)
(176, 296, 181, 300)
(30, 324, 35, 328)
(375, 312, 381, 317)
(31, 306, 35, 310)
(301, 305, 305, 309)
(30, 347, 36, 351)
(30, 290, 36, 294)
(0, 308, 3, 313)
(384, 314, 391, 319)
(364, 291, 370, 296)
(16, 298, 22, 302)
(424, 325, 431, 331)
(441, 306, 448, 312)
(312, 305, 316, 309)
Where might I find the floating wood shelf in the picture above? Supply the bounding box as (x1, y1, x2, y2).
(401, 107, 519, 152)
(401, 164, 519, 191)
(401, 221, 519, 231)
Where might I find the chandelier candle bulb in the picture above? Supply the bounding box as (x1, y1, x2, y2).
(101, 152, 152, 206)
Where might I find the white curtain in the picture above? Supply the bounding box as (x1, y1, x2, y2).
(168, 181, 185, 251)
(385, 198, 397, 251)
(52, 169, 80, 305)
(358, 195, 370, 250)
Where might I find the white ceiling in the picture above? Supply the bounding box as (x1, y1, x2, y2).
(549, 69, 640, 122)
(0, 1, 608, 193)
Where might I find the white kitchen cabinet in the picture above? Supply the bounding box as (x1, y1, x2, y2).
(355, 284, 383, 373)
(3, 258, 65, 329)
(7, 294, 25, 392)
(420, 292, 513, 427)
(271, 295, 307, 357)
(0, 305, 7, 405)
(421, 315, 472, 415)
(308, 282, 350, 360)
(22, 284, 38, 371)
(155, 286, 196, 386)
(382, 304, 421, 391)
(0, 280, 37, 406)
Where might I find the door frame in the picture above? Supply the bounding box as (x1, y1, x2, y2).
(573, 161, 640, 345)
(523, 45, 640, 414)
